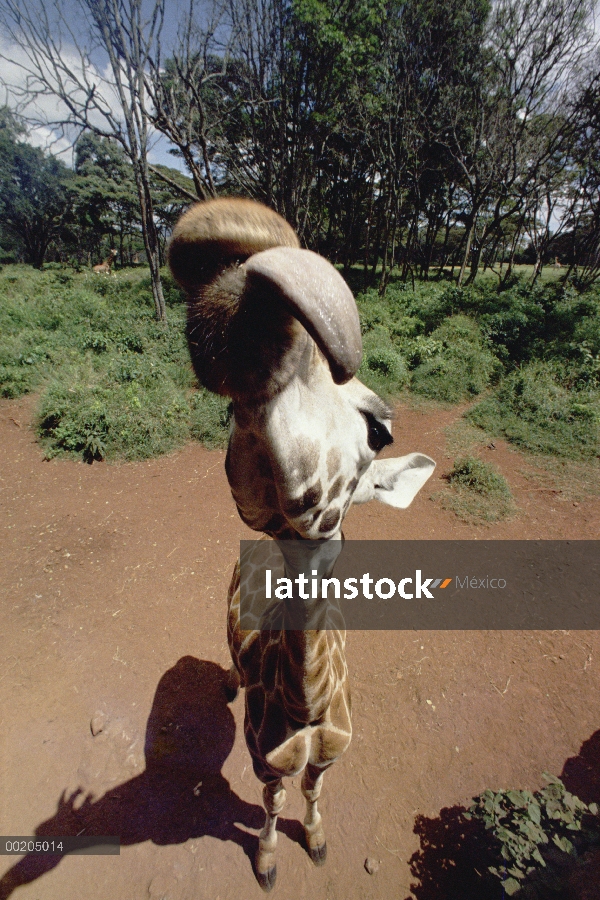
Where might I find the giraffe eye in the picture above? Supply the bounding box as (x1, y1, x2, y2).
(361, 411, 393, 453)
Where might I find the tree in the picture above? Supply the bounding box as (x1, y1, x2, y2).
(71, 132, 139, 264)
(0, 107, 74, 267)
(441, 0, 596, 284)
(562, 60, 600, 285)
(149, 0, 388, 249)
(1, 0, 597, 287)
(145, 0, 233, 201)
(149, 163, 196, 263)
(0, 0, 168, 319)
(347, 0, 491, 288)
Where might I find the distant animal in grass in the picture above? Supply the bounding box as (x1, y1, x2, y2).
(93, 249, 118, 275)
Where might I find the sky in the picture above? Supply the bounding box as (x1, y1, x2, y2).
(2, 0, 598, 185)
(0, 0, 197, 173)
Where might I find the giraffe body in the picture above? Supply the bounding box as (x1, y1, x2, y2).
(92, 248, 118, 275)
(168, 198, 435, 890)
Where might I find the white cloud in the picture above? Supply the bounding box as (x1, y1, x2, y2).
(0, 35, 186, 174)
(25, 124, 74, 159)
(0, 35, 123, 163)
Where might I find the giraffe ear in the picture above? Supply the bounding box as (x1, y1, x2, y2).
(353, 454, 436, 509)
(244, 247, 362, 384)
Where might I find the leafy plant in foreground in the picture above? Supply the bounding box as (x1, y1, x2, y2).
(465, 773, 600, 896)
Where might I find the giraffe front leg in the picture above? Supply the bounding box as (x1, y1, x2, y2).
(301, 763, 328, 866)
(256, 779, 286, 892)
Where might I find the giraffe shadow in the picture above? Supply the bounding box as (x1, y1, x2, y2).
(0, 656, 303, 899)
(404, 728, 600, 900)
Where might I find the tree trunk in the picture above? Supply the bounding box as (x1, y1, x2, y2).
(141, 190, 166, 320)
(363, 177, 375, 289)
(467, 240, 482, 285)
(458, 219, 475, 287)
(531, 251, 542, 285)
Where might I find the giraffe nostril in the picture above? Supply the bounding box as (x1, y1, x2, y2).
(318, 509, 341, 534)
(284, 484, 323, 518)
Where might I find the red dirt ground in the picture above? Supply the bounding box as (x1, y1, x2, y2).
(1, 393, 600, 900)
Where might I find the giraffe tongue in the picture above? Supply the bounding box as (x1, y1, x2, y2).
(244, 247, 362, 385)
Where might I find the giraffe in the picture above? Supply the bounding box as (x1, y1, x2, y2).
(92, 248, 118, 274)
(168, 197, 435, 891)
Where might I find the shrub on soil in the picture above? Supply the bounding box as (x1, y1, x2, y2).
(357, 325, 410, 397)
(2, 263, 600, 462)
(447, 456, 512, 496)
(355, 277, 600, 459)
(38, 361, 193, 462)
(466, 773, 600, 897)
(0, 265, 230, 460)
(409, 316, 500, 402)
(437, 455, 515, 523)
(189, 390, 232, 449)
(468, 361, 600, 460)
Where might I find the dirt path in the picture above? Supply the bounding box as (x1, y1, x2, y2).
(1, 394, 599, 900)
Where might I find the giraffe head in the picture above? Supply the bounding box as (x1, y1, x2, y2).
(169, 198, 435, 541)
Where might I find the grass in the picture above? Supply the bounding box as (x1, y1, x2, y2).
(356, 283, 501, 402)
(354, 273, 600, 461)
(38, 360, 192, 461)
(468, 361, 600, 460)
(436, 455, 516, 523)
(0, 264, 230, 460)
(443, 415, 600, 516)
(444, 419, 491, 458)
(519, 456, 600, 505)
(409, 315, 500, 402)
(1, 262, 599, 465)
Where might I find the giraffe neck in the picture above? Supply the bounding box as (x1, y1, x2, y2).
(276, 570, 346, 724)
(278, 626, 342, 725)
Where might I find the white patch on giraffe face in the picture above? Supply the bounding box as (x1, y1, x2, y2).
(226, 345, 432, 539)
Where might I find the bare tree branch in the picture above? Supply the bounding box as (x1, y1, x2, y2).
(0, 0, 168, 319)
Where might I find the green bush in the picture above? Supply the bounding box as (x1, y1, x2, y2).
(189, 390, 231, 448)
(0, 264, 230, 460)
(0, 326, 58, 398)
(38, 361, 192, 461)
(469, 361, 600, 459)
(410, 316, 500, 402)
(2, 263, 599, 464)
(466, 773, 600, 896)
(448, 456, 512, 496)
(357, 325, 410, 397)
(437, 455, 515, 523)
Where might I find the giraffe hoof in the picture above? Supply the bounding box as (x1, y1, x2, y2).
(256, 865, 277, 892)
(308, 842, 327, 866)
